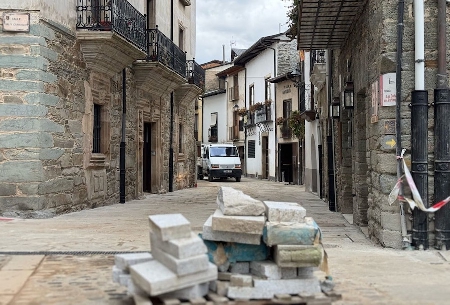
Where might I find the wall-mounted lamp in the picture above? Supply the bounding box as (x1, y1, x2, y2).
(233, 104, 239, 112)
(344, 81, 354, 109)
(331, 97, 340, 119)
(288, 63, 302, 88)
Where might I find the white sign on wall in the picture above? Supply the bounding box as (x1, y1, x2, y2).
(379, 73, 396, 106)
(2, 13, 30, 32)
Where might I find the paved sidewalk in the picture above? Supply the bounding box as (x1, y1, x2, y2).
(0, 178, 450, 304)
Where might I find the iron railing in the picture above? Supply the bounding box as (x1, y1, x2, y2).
(187, 60, 205, 89)
(311, 49, 326, 64)
(76, 0, 147, 52)
(254, 107, 272, 124)
(147, 27, 186, 77)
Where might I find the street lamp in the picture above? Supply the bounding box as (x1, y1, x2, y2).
(331, 97, 340, 119)
(344, 81, 354, 109)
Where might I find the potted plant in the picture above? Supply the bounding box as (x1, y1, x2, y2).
(237, 107, 248, 117)
(276, 117, 286, 125)
(250, 102, 264, 113)
(264, 99, 272, 107)
(288, 110, 305, 139)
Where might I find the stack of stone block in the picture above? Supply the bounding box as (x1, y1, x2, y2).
(202, 187, 324, 300)
(112, 214, 217, 303)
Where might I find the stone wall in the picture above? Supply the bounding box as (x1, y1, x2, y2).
(277, 40, 298, 77)
(330, 0, 445, 248)
(0, 12, 198, 217)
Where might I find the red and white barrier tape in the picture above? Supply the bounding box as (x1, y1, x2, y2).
(388, 149, 450, 212)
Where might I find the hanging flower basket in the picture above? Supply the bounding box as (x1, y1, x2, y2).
(276, 117, 286, 126)
(250, 102, 264, 113)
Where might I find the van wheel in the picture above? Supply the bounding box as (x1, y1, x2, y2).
(236, 177, 241, 182)
(208, 174, 213, 182)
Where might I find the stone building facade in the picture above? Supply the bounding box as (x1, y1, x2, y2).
(298, 0, 450, 249)
(0, 0, 203, 217)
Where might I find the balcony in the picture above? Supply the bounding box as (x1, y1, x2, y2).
(174, 59, 204, 106)
(134, 27, 187, 96)
(76, 0, 147, 76)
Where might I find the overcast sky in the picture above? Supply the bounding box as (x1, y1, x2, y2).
(195, 0, 290, 64)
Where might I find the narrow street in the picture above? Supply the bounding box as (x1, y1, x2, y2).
(0, 178, 449, 305)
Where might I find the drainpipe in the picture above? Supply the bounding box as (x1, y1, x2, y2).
(396, 0, 411, 249)
(120, 68, 126, 203)
(411, 0, 428, 249)
(244, 67, 247, 176)
(169, 0, 174, 192)
(434, 0, 450, 250)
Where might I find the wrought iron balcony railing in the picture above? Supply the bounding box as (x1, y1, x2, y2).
(76, 0, 147, 52)
(187, 60, 205, 89)
(147, 27, 186, 78)
(311, 49, 326, 65)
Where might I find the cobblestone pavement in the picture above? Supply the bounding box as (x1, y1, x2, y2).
(1, 178, 450, 304)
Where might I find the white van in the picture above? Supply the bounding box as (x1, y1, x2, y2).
(197, 143, 242, 182)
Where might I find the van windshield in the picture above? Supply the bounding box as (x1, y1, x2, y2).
(210, 147, 238, 157)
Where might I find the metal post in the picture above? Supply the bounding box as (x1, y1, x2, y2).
(434, 88, 450, 250)
(120, 68, 126, 203)
(411, 90, 428, 249)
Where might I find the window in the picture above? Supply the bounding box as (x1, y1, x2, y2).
(209, 112, 218, 142)
(93, 104, 101, 153)
(233, 74, 239, 100)
(249, 84, 255, 107)
(178, 123, 183, 154)
(265, 78, 271, 101)
(282, 99, 292, 138)
(178, 27, 184, 51)
(210, 146, 238, 157)
(248, 140, 256, 158)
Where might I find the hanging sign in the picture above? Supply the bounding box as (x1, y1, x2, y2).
(379, 73, 396, 106)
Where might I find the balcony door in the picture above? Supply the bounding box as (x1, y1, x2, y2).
(143, 122, 152, 192)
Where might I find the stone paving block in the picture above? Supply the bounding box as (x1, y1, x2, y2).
(119, 273, 131, 286)
(0, 270, 34, 294)
(112, 265, 126, 284)
(217, 272, 232, 281)
(152, 247, 209, 276)
(2, 255, 44, 270)
(189, 297, 207, 305)
(202, 216, 262, 245)
(297, 267, 315, 278)
(216, 280, 230, 296)
(133, 292, 153, 305)
(263, 200, 306, 222)
(230, 262, 250, 274)
(250, 260, 282, 280)
(274, 245, 323, 268)
(281, 267, 297, 279)
(227, 278, 321, 299)
(202, 237, 269, 266)
(151, 231, 207, 259)
(158, 282, 209, 300)
(263, 217, 320, 246)
(230, 274, 253, 287)
(115, 252, 153, 271)
(130, 260, 217, 296)
(149, 214, 191, 241)
(216, 186, 265, 216)
(211, 209, 265, 235)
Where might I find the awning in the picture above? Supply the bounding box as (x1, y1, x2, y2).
(297, 0, 368, 50)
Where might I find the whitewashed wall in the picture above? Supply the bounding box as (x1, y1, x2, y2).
(202, 93, 227, 144)
(244, 46, 276, 178)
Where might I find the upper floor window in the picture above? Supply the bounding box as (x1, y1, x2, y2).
(93, 104, 102, 153)
(249, 84, 255, 107)
(178, 26, 184, 51)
